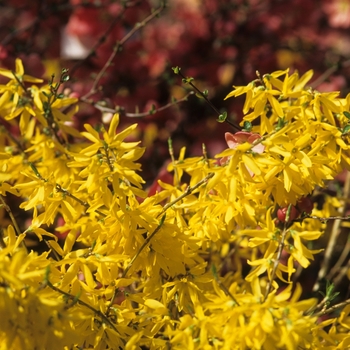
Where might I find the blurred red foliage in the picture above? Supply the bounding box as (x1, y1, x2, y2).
(1, 0, 350, 183)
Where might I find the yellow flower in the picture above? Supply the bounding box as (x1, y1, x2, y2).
(0, 58, 43, 83)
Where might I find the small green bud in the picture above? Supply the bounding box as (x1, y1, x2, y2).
(242, 121, 252, 132)
(217, 111, 227, 123)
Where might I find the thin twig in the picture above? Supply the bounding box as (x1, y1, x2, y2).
(106, 213, 166, 315)
(176, 70, 240, 131)
(1, 17, 39, 46)
(83, 92, 194, 118)
(313, 171, 350, 292)
(306, 215, 350, 222)
(11, 70, 28, 90)
(82, 3, 165, 100)
(112, 173, 214, 299)
(219, 237, 243, 273)
(216, 278, 240, 306)
(107, 172, 214, 315)
(310, 59, 350, 88)
(122, 214, 166, 278)
(0, 228, 7, 249)
(55, 184, 106, 218)
(168, 138, 180, 188)
(1, 1, 127, 46)
(45, 276, 117, 331)
(327, 236, 350, 282)
(212, 265, 240, 306)
(308, 296, 328, 315)
(46, 110, 67, 147)
(313, 298, 350, 318)
(264, 215, 289, 300)
(44, 239, 61, 261)
(0, 195, 22, 238)
(0, 124, 25, 154)
(69, 3, 129, 77)
(29, 163, 106, 218)
(202, 143, 210, 167)
(103, 146, 114, 172)
(256, 70, 267, 89)
(0, 195, 27, 250)
(333, 256, 350, 288)
(160, 172, 214, 215)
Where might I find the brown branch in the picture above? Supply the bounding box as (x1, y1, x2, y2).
(69, 3, 129, 77)
(122, 214, 166, 278)
(81, 3, 165, 101)
(0, 124, 26, 155)
(306, 215, 350, 222)
(0, 194, 27, 250)
(313, 171, 350, 292)
(264, 214, 289, 300)
(107, 171, 214, 315)
(310, 59, 350, 88)
(0, 194, 22, 238)
(44, 239, 61, 261)
(82, 92, 194, 118)
(1, 17, 39, 46)
(333, 255, 350, 288)
(0, 228, 7, 249)
(313, 298, 350, 318)
(1, 1, 124, 46)
(176, 69, 240, 131)
(256, 70, 267, 89)
(106, 213, 166, 315)
(212, 269, 240, 306)
(168, 138, 181, 188)
(327, 236, 350, 282)
(55, 184, 106, 218)
(160, 172, 214, 215)
(102, 146, 114, 173)
(29, 163, 106, 218)
(45, 276, 117, 331)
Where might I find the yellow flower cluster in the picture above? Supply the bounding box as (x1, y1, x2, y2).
(0, 59, 350, 349)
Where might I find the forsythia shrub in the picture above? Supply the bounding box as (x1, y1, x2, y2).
(1, 59, 350, 349)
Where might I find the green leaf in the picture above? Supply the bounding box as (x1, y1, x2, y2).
(30, 162, 41, 179)
(148, 104, 156, 115)
(343, 111, 350, 120)
(276, 117, 286, 131)
(44, 266, 51, 283)
(343, 125, 350, 134)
